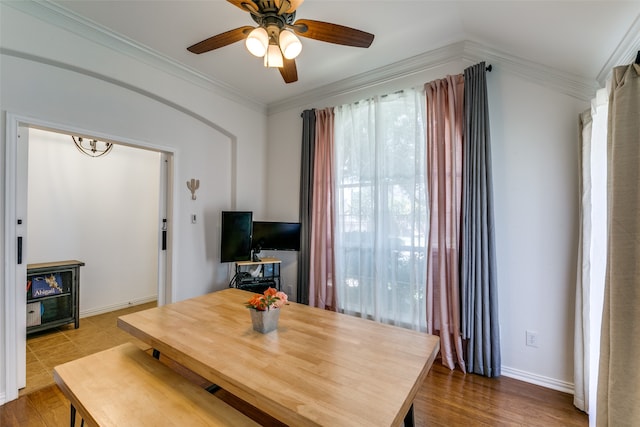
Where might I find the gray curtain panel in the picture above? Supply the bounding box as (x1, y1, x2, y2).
(460, 62, 501, 377)
(297, 109, 316, 304)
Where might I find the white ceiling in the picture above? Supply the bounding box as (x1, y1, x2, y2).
(51, 0, 640, 106)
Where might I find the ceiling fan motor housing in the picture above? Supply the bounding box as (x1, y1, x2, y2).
(250, 6, 296, 30)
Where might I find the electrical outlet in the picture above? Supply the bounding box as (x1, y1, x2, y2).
(526, 330, 538, 348)
(191, 214, 197, 224)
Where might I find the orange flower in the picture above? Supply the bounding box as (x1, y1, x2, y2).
(245, 287, 288, 311)
(246, 295, 266, 310)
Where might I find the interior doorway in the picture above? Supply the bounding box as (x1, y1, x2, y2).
(27, 128, 161, 315)
(4, 115, 174, 400)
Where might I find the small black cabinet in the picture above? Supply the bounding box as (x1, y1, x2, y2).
(26, 260, 84, 335)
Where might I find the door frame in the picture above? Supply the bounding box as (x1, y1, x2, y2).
(3, 112, 175, 402)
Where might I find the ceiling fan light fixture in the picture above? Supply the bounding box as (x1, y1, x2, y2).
(279, 29, 302, 59)
(264, 43, 284, 68)
(245, 27, 269, 57)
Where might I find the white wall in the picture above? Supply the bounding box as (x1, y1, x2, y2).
(27, 129, 160, 314)
(491, 74, 588, 388)
(266, 62, 587, 390)
(489, 70, 583, 389)
(1, 2, 267, 402)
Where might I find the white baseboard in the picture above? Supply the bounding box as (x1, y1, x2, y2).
(79, 295, 157, 318)
(501, 366, 574, 394)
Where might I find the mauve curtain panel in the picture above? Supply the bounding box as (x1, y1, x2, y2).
(308, 108, 337, 310)
(424, 74, 467, 372)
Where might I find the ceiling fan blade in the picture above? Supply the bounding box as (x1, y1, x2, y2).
(276, 0, 304, 13)
(187, 26, 253, 54)
(292, 19, 374, 48)
(279, 58, 298, 84)
(288, 0, 304, 12)
(226, 0, 249, 11)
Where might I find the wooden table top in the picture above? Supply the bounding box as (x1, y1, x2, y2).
(118, 288, 440, 427)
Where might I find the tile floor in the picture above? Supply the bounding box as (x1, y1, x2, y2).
(22, 301, 156, 396)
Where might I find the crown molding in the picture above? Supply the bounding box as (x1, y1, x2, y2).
(597, 13, 640, 85)
(4, 0, 267, 114)
(267, 41, 466, 115)
(462, 40, 600, 101)
(267, 39, 601, 115)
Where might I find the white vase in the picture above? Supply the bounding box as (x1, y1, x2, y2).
(249, 308, 280, 333)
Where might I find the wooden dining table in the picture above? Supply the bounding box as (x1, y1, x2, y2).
(117, 288, 440, 426)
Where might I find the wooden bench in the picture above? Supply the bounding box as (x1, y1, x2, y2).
(53, 343, 260, 427)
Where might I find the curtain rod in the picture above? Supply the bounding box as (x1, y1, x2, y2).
(301, 62, 494, 115)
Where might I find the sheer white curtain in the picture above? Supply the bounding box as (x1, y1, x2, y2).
(574, 87, 608, 424)
(333, 89, 429, 330)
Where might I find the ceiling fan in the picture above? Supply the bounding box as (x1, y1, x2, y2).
(187, 0, 375, 84)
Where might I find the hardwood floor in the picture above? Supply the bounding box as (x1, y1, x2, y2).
(416, 364, 587, 426)
(1, 304, 588, 426)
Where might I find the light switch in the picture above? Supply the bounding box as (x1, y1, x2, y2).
(191, 214, 197, 224)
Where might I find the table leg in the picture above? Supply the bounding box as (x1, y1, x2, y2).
(403, 403, 415, 427)
(70, 404, 86, 426)
(205, 384, 221, 394)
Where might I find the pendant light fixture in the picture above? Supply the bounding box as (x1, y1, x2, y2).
(72, 136, 113, 158)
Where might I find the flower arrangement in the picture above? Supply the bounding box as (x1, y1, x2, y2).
(246, 287, 288, 311)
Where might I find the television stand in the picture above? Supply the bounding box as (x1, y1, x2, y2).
(233, 257, 281, 293)
(26, 260, 84, 334)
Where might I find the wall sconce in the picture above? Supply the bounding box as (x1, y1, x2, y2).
(186, 178, 200, 200)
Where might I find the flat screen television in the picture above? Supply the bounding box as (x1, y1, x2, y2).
(220, 211, 253, 262)
(252, 221, 301, 251)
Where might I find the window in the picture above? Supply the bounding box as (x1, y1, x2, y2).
(334, 89, 428, 330)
